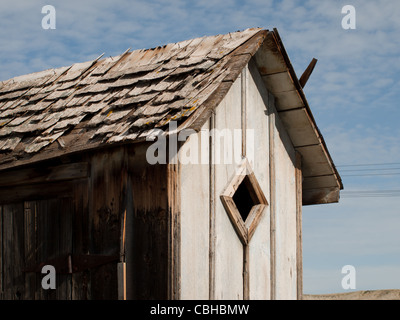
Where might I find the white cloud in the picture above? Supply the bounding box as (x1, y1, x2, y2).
(321, 124, 400, 166)
(0, 0, 399, 295)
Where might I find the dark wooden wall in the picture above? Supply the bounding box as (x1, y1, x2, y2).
(124, 145, 169, 300)
(0, 143, 170, 300)
(0, 160, 89, 300)
(0, 190, 86, 299)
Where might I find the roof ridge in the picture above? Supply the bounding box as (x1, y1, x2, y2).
(0, 28, 265, 166)
(0, 28, 263, 86)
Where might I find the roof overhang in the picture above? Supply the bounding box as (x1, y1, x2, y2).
(252, 29, 343, 205)
(0, 28, 342, 205)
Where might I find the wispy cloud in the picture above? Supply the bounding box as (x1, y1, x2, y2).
(1, 0, 399, 295)
(322, 124, 400, 166)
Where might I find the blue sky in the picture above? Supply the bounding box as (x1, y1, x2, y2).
(1, 0, 399, 295)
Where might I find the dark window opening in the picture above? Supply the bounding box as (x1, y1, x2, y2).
(232, 176, 260, 222)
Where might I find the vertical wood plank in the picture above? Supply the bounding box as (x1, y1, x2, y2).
(209, 113, 216, 300)
(118, 151, 130, 300)
(241, 70, 247, 158)
(3, 203, 25, 300)
(167, 162, 181, 300)
(118, 207, 127, 300)
(35, 199, 47, 300)
(24, 201, 37, 300)
(47, 198, 59, 300)
(117, 262, 126, 300)
(124, 175, 135, 300)
(0, 205, 3, 299)
(15, 203, 25, 300)
(39, 199, 58, 300)
(273, 101, 297, 299)
(243, 244, 250, 300)
(269, 98, 276, 300)
(213, 76, 244, 299)
(2, 205, 11, 300)
(295, 152, 303, 300)
(241, 68, 250, 301)
(245, 61, 272, 299)
(72, 180, 90, 300)
(58, 197, 73, 300)
(90, 150, 123, 300)
(129, 148, 169, 300)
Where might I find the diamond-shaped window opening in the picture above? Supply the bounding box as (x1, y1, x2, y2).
(220, 159, 268, 245)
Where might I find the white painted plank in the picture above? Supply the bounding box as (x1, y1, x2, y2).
(214, 76, 244, 299)
(245, 64, 271, 299)
(273, 110, 297, 300)
(180, 120, 210, 299)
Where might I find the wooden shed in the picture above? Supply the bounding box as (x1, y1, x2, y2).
(0, 28, 342, 300)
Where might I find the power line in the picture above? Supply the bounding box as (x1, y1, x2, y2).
(337, 163, 400, 176)
(344, 190, 400, 193)
(341, 194, 400, 198)
(342, 192, 400, 195)
(337, 162, 400, 167)
(340, 167, 400, 172)
(341, 173, 400, 177)
(335, 163, 400, 197)
(341, 190, 400, 198)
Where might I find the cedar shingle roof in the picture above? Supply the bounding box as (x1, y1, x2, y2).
(0, 28, 263, 162)
(0, 28, 343, 204)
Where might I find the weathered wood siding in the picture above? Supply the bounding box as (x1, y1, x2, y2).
(179, 76, 245, 299)
(271, 103, 298, 300)
(1, 203, 25, 300)
(0, 64, 300, 301)
(179, 61, 299, 300)
(180, 120, 210, 299)
(245, 64, 271, 300)
(213, 76, 244, 299)
(88, 144, 169, 300)
(126, 145, 169, 300)
(0, 176, 87, 300)
(86, 148, 124, 299)
(0, 144, 169, 300)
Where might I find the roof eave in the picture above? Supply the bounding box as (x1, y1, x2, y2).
(252, 29, 343, 205)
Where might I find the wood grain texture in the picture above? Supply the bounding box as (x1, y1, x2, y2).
(89, 149, 123, 300)
(268, 97, 276, 300)
(209, 114, 216, 300)
(179, 122, 210, 299)
(295, 152, 303, 300)
(2, 203, 25, 300)
(72, 180, 90, 300)
(243, 245, 249, 300)
(128, 147, 169, 300)
(245, 62, 271, 299)
(23, 201, 37, 299)
(168, 163, 181, 300)
(213, 76, 243, 300)
(0, 205, 2, 299)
